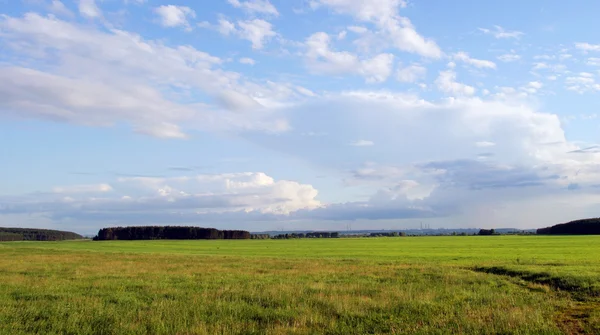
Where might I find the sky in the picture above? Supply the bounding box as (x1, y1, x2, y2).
(1, 0, 600, 235)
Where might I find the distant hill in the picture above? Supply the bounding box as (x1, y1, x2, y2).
(537, 218, 600, 235)
(0, 227, 83, 241)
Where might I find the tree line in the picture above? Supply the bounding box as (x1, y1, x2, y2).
(478, 229, 497, 236)
(94, 226, 251, 240)
(272, 232, 340, 239)
(369, 232, 406, 237)
(250, 234, 270, 239)
(537, 218, 600, 235)
(0, 227, 83, 241)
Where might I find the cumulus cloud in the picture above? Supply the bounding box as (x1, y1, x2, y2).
(0, 173, 321, 224)
(78, 0, 101, 18)
(4, 86, 600, 229)
(49, 0, 74, 17)
(575, 42, 600, 52)
(565, 74, 600, 93)
(497, 53, 521, 62)
(0, 13, 295, 137)
(311, 0, 442, 58)
(53, 184, 113, 194)
(453, 52, 496, 69)
(203, 18, 276, 49)
(227, 0, 279, 16)
(154, 5, 196, 30)
(521, 81, 543, 94)
(305, 32, 394, 83)
(587, 58, 600, 66)
(396, 63, 426, 83)
(236, 91, 600, 226)
(239, 57, 256, 65)
(478, 25, 523, 39)
(237, 19, 277, 49)
(435, 70, 476, 96)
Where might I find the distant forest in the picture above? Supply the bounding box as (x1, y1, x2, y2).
(94, 226, 251, 240)
(537, 218, 600, 235)
(272, 232, 340, 239)
(0, 227, 83, 241)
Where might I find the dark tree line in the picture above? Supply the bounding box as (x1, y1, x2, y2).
(0, 227, 83, 241)
(369, 232, 406, 237)
(251, 234, 270, 239)
(94, 226, 251, 240)
(537, 218, 600, 235)
(272, 232, 340, 239)
(478, 229, 497, 236)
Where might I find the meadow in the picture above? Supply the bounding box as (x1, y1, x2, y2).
(1, 236, 599, 334)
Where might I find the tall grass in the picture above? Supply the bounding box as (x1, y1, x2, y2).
(1, 236, 599, 334)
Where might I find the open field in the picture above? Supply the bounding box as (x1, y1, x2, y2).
(1, 236, 600, 334)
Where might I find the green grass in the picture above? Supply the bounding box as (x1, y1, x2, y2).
(1, 236, 599, 334)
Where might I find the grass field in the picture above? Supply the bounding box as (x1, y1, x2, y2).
(1, 236, 599, 334)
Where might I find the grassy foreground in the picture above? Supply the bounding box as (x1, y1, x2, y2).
(1, 236, 600, 334)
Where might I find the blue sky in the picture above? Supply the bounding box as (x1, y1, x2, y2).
(1, 0, 600, 234)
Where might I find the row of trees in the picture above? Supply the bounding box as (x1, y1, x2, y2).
(537, 218, 600, 235)
(369, 232, 406, 237)
(250, 234, 270, 239)
(0, 227, 83, 241)
(478, 229, 498, 236)
(272, 232, 340, 239)
(94, 226, 251, 240)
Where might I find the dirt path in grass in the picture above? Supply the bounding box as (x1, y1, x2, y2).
(470, 266, 600, 334)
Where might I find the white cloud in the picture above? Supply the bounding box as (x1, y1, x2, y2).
(347, 25, 368, 34)
(154, 5, 196, 30)
(475, 141, 496, 148)
(575, 42, 600, 52)
(497, 53, 521, 62)
(53, 184, 113, 194)
(0, 13, 295, 137)
(49, 0, 74, 17)
(2, 173, 321, 225)
(237, 19, 276, 49)
(531, 62, 567, 73)
(5, 83, 600, 229)
(453, 52, 496, 69)
(236, 91, 600, 226)
(559, 53, 572, 61)
(216, 19, 237, 35)
(521, 81, 543, 94)
(435, 70, 476, 96)
(305, 32, 394, 83)
(528, 81, 543, 89)
(565, 75, 600, 93)
(239, 57, 256, 65)
(78, 0, 101, 18)
(587, 58, 600, 66)
(227, 0, 279, 16)
(350, 140, 374, 147)
(478, 25, 523, 39)
(311, 0, 442, 58)
(206, 19, 276, 49)
(396, 63, 426, 83)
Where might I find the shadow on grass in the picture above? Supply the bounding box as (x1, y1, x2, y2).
(471, 266, 599, 298)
